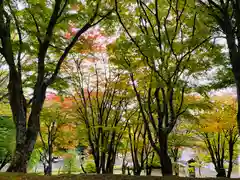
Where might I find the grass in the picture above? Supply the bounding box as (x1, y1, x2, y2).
(0, 173, 239, 180)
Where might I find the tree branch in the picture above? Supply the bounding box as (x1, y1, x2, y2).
(28, 9, 42, 44)
(46, 0, 103, 85)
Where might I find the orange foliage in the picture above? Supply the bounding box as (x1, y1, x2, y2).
(39, 94, 78, 152)
(54, 123, 78, 150)
(199, 95, 237, 133)
(64, 25, 110, 54)
(45, 93, 74, 110)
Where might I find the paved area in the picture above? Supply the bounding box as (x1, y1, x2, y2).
(30, 157, 239, 178)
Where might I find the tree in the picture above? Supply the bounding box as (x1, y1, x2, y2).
(109, 0, 220, 175)
(195, 95, 239, 177)
(198, 0, 240, 134)
(37, 94, 77, 175)
(70, 57, 134, 174)
(0, 0, 113, 172)
(62, 25, 136, 174)
(127, 112, 153, 176)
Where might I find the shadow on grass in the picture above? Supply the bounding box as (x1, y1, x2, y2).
(0, 173, 238, 180)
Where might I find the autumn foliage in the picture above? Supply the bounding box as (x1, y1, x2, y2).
(199, 95, 238, 132)
(38, 93, 78, 152)
(64, 25, 110, 54)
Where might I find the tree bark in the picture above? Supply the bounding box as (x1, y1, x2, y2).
(216, 168, 226, 177)
(233, 71, 240, 134)
(7, 85, 47, 172)
(227, 136, 234, 178)
(206, 0, 240, 135)
(159, 131, 173, 176)
(225, 31, 240, 135)
(146, 152, 154, 176)
(6, 72, 27, 173)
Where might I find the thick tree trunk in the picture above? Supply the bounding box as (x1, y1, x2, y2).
(216, 167, 226, 177)
(6, 70, 27, 172)
(234, 75, 240, 134)
(159, 132, 173, 176)
(224, 19, 240, 135)
(230, 50, 240, 135)
(7, 85, 47, 172)
(106, 155, 115, 174)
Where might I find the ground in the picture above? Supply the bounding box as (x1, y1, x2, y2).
(0, 174, 239, 180)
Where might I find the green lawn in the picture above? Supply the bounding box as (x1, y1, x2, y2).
(0, 173, 238, 180)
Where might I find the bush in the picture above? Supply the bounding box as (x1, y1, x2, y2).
(84, 161, 96, 173)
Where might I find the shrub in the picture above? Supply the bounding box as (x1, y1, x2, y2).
(84, 161, 96, 173)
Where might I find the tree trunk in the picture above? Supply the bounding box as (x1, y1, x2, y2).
(95, 155, 101, 174)
(223, 19, 240, 135)
(46, 145, 53, 176)
(227, 140, 234, 178)
(133, 169, 141, 176)
(7, 85, 47, 172)
(198, 166, 201, 177)
(101, 152, 106, 173)
(146, 152, 154, 176)
(121, 151, 127, 175)
(6, 71, 27, 172)
(234, 75, 240, 134)
(159, 132, 173, 176)
(173, 148, 179, 176)
(216, 167, 226, 177)
(106, 154, 115, 174)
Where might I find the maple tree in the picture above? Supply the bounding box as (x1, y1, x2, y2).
(69, 60, 134, 174)
(0, 0, 113, 172)
(62, 25, 136, 174)
(127, 112, 153, 176)
(36, 93, 78, 175)
(194, 95, 239, 177)
(0, 0, 238, 177)
(108, 0, 223, 175)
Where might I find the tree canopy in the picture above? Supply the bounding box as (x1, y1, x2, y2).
(0, 0, 239, 178)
